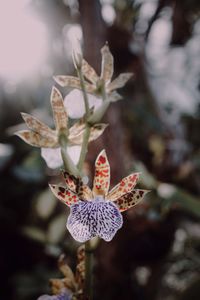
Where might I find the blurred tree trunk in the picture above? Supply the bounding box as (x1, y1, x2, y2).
(78, 0, 125, 184)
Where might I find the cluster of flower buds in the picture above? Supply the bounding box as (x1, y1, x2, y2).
(38, 246, 85, 300)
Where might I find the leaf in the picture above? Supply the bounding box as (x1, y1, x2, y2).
(15, 130, 57, 148)
(47, 214, 66, 244)
(108, 72, 133, 91)
(51, 87, 68, 131)
(93, 149, 110, 196)
(158, 183, 200, 218)
(21, 112, 56, 139)
(22, 226, 46, 243)
(35, 189, 57, 219)
(100, 44, 114, 83)
(132, 161, 158, 189)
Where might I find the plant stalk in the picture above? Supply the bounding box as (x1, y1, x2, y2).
(77, 124, 91, 171)
(85, 240, 94, 299)
(76, 67, 95, 299)
(77, 68, 90, 118)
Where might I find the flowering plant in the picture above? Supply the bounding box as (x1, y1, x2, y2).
(15, 44, 149, 299)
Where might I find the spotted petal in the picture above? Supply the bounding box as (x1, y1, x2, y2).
(15, 130, 57, 148)
(107, 173, 140, 201)
(54, 75, 81, 89)
(69, 123, 108, 145)
(53, 75, 95, 93)
(21, 113, 56, 139)
(49, 184, 79, 206)
(67, 200, 123, 242)
(82, 59, 99, 84)
(62, 171, 78, 193)
(62, 171, 92, 200)
(93, 149, 110, 196)
(114, 189, 149, 212)
(100, 44, 113, 83)
(51, 87, 68, 131)
(108, 73, 133, 92)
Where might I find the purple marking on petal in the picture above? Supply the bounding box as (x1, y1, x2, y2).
(66, 200, 123, 242)
(37, 291, 71, 300)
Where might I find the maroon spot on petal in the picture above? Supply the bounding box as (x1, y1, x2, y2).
(99, 155, 106, 164)
(139, 191, 144, 197)
(59, 187, 65, 193)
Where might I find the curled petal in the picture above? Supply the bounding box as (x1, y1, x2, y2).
(41, 147, 62, 169)
(51, 87, 68, 131)
(67, 200, 123, 242)
(15, 130, 57, 148)
(93, 149, 110, 196)
(21, 113, 56, 139)
(67, 146, 81, 165)
(88, 100, 110, 124)
(49, 184, 79, 206)
(107, 173, 140, 201)
(107, 73, 133, 92)
(100, 44, 114, 83)
(114, 189, 149, 212)
(108, 91, 122, 102)
(89, 124, 108, 142)
(82, 59, 99, 84)
(64, 89, 102, 119)
(41, 146, 80, 169)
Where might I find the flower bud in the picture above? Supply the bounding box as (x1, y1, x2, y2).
(72, 39, 83, 70)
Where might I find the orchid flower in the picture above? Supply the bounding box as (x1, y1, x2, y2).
(15, 87, 107, 168)
(50, 150, 149, 242)
(54, 44, 133, 103)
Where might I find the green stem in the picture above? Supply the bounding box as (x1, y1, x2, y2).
(76, 70, 109, 300)
(77, 68, 90, 118)
(77, 124, 91, 171)
(76, 67, 95, 299)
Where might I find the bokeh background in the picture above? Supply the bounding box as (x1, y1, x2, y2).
(0, 0, 200, 299)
